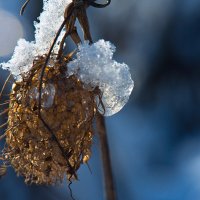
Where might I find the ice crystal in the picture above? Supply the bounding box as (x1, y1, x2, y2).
(0, 0, 71, 79)
(29, 83, 56, 108)
(67, 40, 134, 116)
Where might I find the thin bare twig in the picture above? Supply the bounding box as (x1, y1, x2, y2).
(89, 0, 111, 8)
(0, 122, 8, 129)
(96, 112, 116, 200)
(36, 4, 78, 180)
(0, 121, 23, 141)
(0, 74, 12, 101)
(0, 132, 7, 141)
(20, 0, 30, 15)
(38, 5, 76, 114)
(0, 109, 9, 116)
(0, 101, 9, 106)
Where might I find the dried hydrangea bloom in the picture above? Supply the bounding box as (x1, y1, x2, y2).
(3, 57, 98, 184)
(0, 0, 134, 188)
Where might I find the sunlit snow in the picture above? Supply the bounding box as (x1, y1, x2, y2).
(0, 0, 71, 79)
(0, 0, 134, 116)
(68, 40, 134, 116)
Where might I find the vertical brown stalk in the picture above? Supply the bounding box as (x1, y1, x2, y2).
(96, 112, 116, 200)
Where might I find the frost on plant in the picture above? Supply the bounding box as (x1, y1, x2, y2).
(0, 0, 71, 79)
(29, 83, 56, 108)
(68, 40, 134, 116)
(0, 0, 134, 188)
(0, 0, 134, 117)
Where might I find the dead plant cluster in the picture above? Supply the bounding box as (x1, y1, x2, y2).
(2, 56, 98, 184)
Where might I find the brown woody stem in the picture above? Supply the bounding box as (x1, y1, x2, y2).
(96, 112, 116, 200)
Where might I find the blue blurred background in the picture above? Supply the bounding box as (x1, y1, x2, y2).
(0, 0, 200, 199)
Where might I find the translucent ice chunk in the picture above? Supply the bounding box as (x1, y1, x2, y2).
(29, 83, 56, 108)
(67, 40, 134, 116)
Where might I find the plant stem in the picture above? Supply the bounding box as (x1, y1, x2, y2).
(96, 112, 116, 200)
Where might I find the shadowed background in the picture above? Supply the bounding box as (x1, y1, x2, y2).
(0, 0, 200, 200)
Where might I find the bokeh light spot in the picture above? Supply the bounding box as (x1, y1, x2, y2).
(0, 10, 24, 57)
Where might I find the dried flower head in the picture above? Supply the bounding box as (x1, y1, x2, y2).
(0, 0, 134, 192)
(3, 57, 98, 184)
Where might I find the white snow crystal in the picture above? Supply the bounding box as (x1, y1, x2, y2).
(0, 0, 71, 79)
(67, 40, 134, 116)
(29, 83, 56, 108)
(1, 39, 36, 79)
(0, 0, 134, 116)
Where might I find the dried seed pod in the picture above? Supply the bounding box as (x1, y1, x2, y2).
(3, 57, 98, 185)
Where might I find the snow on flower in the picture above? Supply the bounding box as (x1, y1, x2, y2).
(0, 0, 71, 79)
(68, 40, 134, 116)
(0, 0, 134, 116)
